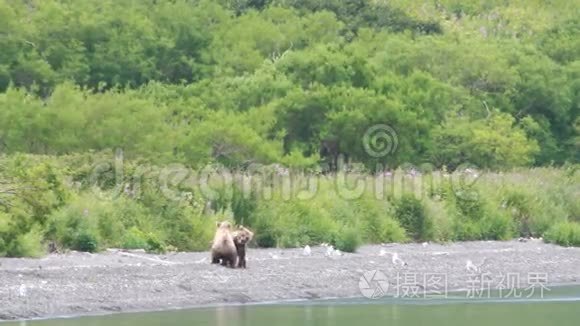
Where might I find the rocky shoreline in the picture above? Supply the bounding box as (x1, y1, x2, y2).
(1, 239, 580, 321)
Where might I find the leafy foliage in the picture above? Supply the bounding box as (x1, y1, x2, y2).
(545, 222, 580, 247)
(394, 195, 432, 241)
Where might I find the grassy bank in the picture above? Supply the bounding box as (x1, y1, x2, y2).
(1, 152, 578, 257)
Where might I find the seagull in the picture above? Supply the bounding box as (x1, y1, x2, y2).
(215, 275, 232, 283)
(465, 260, 480, 273)
(18, 284, 27, 297)
(269, 253, 280, 260)
(325, 245, 335, 257)
(303, 245, 312, 256)
(392, 253, 407, 267)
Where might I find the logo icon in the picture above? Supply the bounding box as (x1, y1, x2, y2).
(359, 270, 389, 299)
(363, 124, 398, 158)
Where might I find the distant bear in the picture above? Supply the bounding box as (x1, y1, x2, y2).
(210, 221, 238, 268)
(232, 225, 254, 268)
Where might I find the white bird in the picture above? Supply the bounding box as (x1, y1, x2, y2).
(325, 245, 335, 257)
(392, 253, 407, 266)
(379, 249, 388, 256)
(18, 284, 27, 297)
(422, 242, 429, 247)
(303, 245, 312, 256)
(465, 260, 480, 273)
(333, 249, 343, 256)
(269, 253, 280, 259)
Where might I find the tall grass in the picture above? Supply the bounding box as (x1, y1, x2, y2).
(544, 222, 580, 247)
(1, 153, 579, 257)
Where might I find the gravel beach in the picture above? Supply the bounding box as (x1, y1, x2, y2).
(1, 239, 580, 321)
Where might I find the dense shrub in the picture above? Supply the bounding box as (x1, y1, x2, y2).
(354, 197, 407, 243)
(122, 227, 151, 250)
(423, 198, 453, 242)
(1, 151, 579, 256)
(333, 226, 362, 253)
(160, 204, 218, 252)
(6, 227, 45, 258)
(451, 219, 482, 241)
(72, 231, 99, 253)
(121, 227, 167, 253)
(544, 222, 580, 247)
(478, 212, 515, 240)
(499, 187, 567, 237)
(394, 195, 433, 241)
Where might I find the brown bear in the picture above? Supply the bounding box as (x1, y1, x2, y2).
(232, 225, 254, 268)
(210, 221, 238, 268)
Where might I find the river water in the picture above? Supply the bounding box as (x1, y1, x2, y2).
(6, 285, 580, 326)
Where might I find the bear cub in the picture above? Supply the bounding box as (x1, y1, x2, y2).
(232, 225, 254, 268)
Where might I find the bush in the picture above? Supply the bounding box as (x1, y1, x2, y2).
(145, 232, 166, 253)
(72, 231, 99, 253)
(498, 186, 568, 237)
(251, 201, 280, 247)
(251, 193, 340, 248)
(544, 222, 580, 247)
(7, 228, 45, 258)
(333, 226, 361, 253)
(282, 201, 338, 246)
(394, 195, 433, 241)
(450, 204, 514, 241)
(213, 183, 258, 226)
(2, 151, 579, 257)
(255, 231, 277, 248)
(353, 197, 407, 243)
(424, 198, 453, 242)
(161, 204, 217, 251)
(46, 194, 108, 251)
(46, 192, 173, 252)
(478, 212, 515, 240)
(122, 227, 150, 250)
(0, 209, 45, 257)
(451, 218, 482, 241)
(453, 188, 486, 221)
(502, 190, 534, 236)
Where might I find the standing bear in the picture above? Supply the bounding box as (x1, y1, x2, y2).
(210, 221, 238, 268)
(232, 225, 254, 268)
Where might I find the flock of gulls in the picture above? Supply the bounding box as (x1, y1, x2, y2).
(13, 243, 494, 299)
(279, 242, 489, 274)
(268, 243, 344, 260)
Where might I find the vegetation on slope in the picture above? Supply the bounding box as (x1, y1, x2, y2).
(0, 0, 578, 256)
